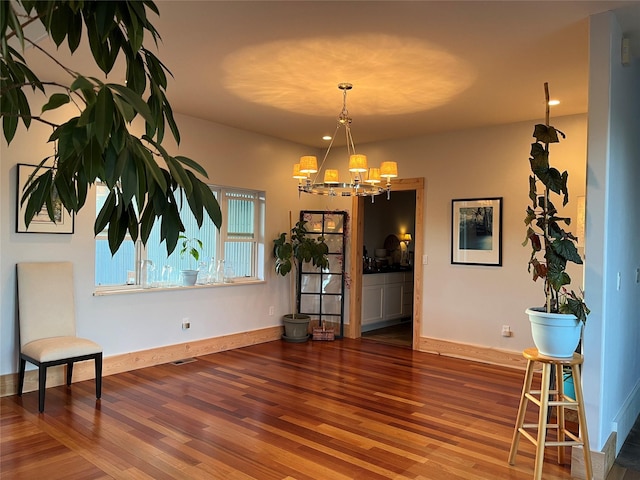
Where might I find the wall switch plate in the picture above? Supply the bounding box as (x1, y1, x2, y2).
(422, 255, 428, 265)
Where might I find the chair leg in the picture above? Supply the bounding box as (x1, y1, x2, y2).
(95, 353, 102, 399)
(66, 362, 74, 386)
(18, 357, 26, 396)
(38, 364, 47, 413)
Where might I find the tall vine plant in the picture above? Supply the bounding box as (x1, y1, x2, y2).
(524, 83, 589, 322)
(1, 1, 221, 255)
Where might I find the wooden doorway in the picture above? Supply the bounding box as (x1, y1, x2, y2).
(348, 178, 424, 350)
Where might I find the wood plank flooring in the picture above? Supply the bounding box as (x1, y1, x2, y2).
(0, 338, 599, 479)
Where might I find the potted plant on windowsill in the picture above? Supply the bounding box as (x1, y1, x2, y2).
(179, 235, 203, 286)
(274, 213, 329, 342)
(523, 83, 590, 357)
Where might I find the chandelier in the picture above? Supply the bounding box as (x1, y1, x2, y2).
(294, 83, 398, 200)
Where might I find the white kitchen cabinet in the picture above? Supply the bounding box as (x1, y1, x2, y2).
(362, 272, 413, 329)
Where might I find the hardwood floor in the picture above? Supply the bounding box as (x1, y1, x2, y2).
(362, 322, 412, 348)
(0, 339, 627, 479)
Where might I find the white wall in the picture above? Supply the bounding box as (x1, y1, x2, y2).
(1, 99, 589, 375)
(0, 101, 327, 375)
(359, 115, 588, 353)
(584, 10, 640, 453)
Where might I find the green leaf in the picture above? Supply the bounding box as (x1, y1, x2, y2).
(94, 87, 114, 146)
(139, 204, 156, 245)
(2, 105, 19, 144)
(199, 180, 222, 230)
(107, 84, 154, 126)
(67, 10, 83, 52)
(50, 4, 70, 46)
(41, 93, 70, 113)
(175, 155, 209, 178)
(70, 75, 95, 92)
(23, 170, 53, 226)
(134, 139, 167, 192)
(533, 124, 559, 144)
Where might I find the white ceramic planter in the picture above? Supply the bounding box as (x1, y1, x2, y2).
(181, 269, 198, 286)
(526, 308, 582, 358)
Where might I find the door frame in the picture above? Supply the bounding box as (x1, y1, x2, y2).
(347, 177, 424, 349)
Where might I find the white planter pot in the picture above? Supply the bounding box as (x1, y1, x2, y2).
(181, 269, 198, 286)
(526, 307, 582, 358)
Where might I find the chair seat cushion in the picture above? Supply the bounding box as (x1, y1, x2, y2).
(22, 336, 102, 363)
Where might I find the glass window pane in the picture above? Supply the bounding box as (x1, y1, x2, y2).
(95, 238, 135, 285)
(300, 294, 320, 314)
(322, 274, 342, 294)
(321, 295, 342, 315)
(300, 274, 320, 293)
(224, 241, 253, 278)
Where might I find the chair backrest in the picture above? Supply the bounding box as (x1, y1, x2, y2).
(17, 262, 76, 348)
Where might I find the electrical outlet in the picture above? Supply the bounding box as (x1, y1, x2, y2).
(501, 325, 512, 337)
(182, 318, 190, 330)
(269, 306, 275, 316)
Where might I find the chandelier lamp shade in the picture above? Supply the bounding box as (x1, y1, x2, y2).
(294, 83, 398, 200)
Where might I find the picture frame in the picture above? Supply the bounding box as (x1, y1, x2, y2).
(451, 197, 502, 266)
(16, 163, 74, 234)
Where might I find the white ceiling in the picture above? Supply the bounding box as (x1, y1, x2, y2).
(23, 1, 640, 148)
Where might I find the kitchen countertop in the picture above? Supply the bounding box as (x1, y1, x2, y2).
(363, 266, 413, 274)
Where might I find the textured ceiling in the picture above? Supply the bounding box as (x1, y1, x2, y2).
(21, 1, 640, 147)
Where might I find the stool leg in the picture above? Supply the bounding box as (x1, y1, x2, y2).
(509, 359, 535, 465)
(556, 363, 566, 465)
(572, 364, 593, 480)
(534, 363, 551, 480)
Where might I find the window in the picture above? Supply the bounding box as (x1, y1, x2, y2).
(95, 184, 265, 289)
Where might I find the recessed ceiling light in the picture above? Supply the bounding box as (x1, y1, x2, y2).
(322, 135, 332, 141)
(548, 100, 560, 106)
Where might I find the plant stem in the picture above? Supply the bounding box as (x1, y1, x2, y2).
(543, 82, 552, 313)
(289, 210, 296, 318)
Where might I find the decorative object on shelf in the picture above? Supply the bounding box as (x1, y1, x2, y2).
(179, 235, 203, 286)
(16, 164, 74, 234)
(141, 260, 156, 289)
(274, 212, 330, 342)
(293, 83, 399, 200)
(451, 197, 503, 266)
(401, 233, 412, 265)
(523, 83, 589, 357)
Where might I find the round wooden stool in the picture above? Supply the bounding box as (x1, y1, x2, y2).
(508, 348, 593, 480)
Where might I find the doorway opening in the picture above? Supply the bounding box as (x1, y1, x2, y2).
(348, 178, 425, 350)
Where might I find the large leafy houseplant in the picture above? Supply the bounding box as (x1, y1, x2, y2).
(523, 83, 589, 356)
(1, 1, 221, 255)
(274, 215, 329, 321)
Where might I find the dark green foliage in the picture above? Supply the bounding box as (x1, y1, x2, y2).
(274, 220, 329, 277)
(523, 91, 588, 322)
(1, 1, 221, 255)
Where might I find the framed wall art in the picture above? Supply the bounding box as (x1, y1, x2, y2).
(16, 163, 75, 234)
(451, 197, 502, 266)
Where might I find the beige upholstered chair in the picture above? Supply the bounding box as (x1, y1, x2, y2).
(17, 262, 102, 412)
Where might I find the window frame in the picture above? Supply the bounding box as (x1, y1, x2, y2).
(94, 183, 265, 293)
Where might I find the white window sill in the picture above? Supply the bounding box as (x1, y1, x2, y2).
(93, 278, 265, 296)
